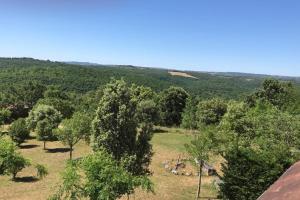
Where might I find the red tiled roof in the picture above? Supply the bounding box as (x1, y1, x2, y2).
(258, 161, 300, 200)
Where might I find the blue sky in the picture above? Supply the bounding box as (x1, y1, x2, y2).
(0, 0, 299, 76)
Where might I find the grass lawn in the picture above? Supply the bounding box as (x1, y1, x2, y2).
(0, 126, 219, 200)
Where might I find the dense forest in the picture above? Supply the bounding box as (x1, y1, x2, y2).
(1, 57, 299, 99)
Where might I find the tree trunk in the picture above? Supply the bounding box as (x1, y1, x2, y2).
(69, 145, 73, 160)
(43, 141, 46, 150)
(12, 172, 17, 180)
(196, 160, 203, 200)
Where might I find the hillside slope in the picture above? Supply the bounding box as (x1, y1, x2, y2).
(0, 58, 298, 99)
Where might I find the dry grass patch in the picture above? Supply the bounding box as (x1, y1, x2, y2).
(0, 135, 91, 200)
(0, 127, 220, 200)
(168, 71, 198, 79)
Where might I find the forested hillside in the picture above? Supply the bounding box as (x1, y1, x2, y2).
(2, 58, 298, 99)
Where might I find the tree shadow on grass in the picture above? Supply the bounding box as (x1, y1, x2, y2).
(27, 135, 36, 140)
(19, 144, 39, 149)
(46, 147, 70, 153)
(13, 176, 38, 183)
(153, 128, 168, 134)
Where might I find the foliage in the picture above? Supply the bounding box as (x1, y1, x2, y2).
(219, 146, 292, 200)
(92, 79, 154, 176)
(217, 101, 254, 153)
(27, 104, 62, 149)
(1, 58, 286, 101)
(35, 164, 48, 179)
(159, 86, 189, 126)
(246, 79, 297, 110)
(0, 108, 11, 126)
(0, 81, 46, 119)
(37, 86, 74, 118)
(0, 136, 31, 180)
(131, 84, 156, 102)
(181, 96, 198, 129)
(197, 98, 227, 126)
(55, 112, 92, 159)
(50, 151, 153, 200)
(8, 118, 30, 145)
(185, 132, 215, 199)
(136, 100, 159, 125)
(218, 101, 300, 199)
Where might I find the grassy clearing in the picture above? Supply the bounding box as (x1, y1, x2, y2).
(0, 127, 219, 200)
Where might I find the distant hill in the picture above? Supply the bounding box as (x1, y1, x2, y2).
(208, 71, 300, 81)
(0, 57, 299, 99)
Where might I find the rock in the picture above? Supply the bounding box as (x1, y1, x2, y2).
(171, 169, 178, 175)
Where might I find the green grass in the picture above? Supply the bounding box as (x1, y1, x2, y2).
(152, 127, 194, 152)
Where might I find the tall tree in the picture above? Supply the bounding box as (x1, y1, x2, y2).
(92, 79, 154, 176)
(56, 112, 92, 159)
(185, 133, 214, 200)
(27, 104, 62, 150)
(159, 86, 189, 126)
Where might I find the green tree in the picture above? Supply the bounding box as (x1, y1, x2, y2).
(197, 98, 227, 126)
(1, 81, 46, 119)
(56, 112, 92, 159)
(0, 108, 11, 133)
(185, 133, 214, 200)
(181, 96, 198, 129)
(0, 136, 31, 180)
(159, 86, 189, 126)
(92, 79, 154, 176)
(27, 104, 62, 150)
(35, 164, 48, 180)
(50, 151, 153, 200)
(37, 86, 74, 118)
(217, 101, 254, 152)
(131, 84, 156, 102)
(136, 100, 159, 125)
(8, 118, 30, 146)
(218, 101, 299, 200)
(247, 79, 296, 110)
(220, 146, 292, 200)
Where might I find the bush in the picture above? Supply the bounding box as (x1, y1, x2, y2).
(8, 118, 30, 145)
(0, 136, 31, 180)
(35, 164, 48, 179)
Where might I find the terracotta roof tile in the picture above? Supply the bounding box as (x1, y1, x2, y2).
(258, 161, 300, 200)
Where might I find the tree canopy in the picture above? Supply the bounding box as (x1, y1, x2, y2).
(27, 104, 62, 149)
(159, 86, 189, 126)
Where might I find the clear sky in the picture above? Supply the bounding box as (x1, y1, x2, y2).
(0, 0, 299, 76)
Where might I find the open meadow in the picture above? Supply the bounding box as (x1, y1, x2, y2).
(0, 126, 219, 200)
